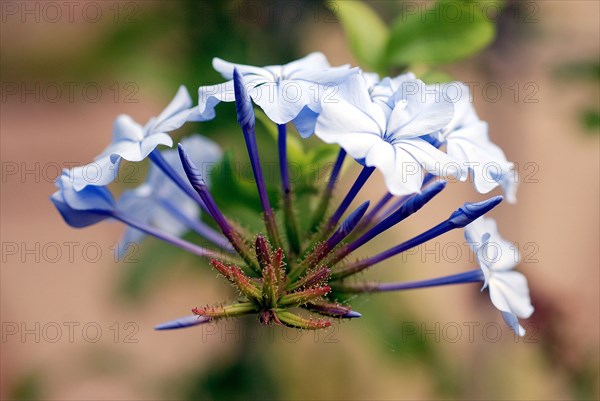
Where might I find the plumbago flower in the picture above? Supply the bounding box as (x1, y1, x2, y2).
(314, 73, 467, 197)
(52, 54, 533, 335)
(69, 86, 214, 191)
(117, 135, 230, 258)
(436, 83, 519, 203)
(466, 217, 534, 335)
(198, 52, 359, 136)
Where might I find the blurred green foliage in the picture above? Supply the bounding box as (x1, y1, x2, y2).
(554, 60, 600, 134)
(11, 1, 599, 400)
(8, 371, 43, 401)
(386, 1, 495, 66)
(174, 341, 280, 401)
(330, 1, 389, 74)
(331, 0, 500, 79)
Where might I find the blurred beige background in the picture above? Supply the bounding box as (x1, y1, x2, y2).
(1, 1, 599, 400)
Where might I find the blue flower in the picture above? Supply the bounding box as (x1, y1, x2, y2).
(51, 171, 116, 227)
(314, 73, 466, 196)
(362, 72, 416, 115)
(69, 86, 214, 191)
(52, 54, 531, 335)
(465, 217, 534, 336)
(198, 52, 359, 135)
(117, 135, 228, 258)
(438, 83, 519, 202)
(52, 164, 225, 262)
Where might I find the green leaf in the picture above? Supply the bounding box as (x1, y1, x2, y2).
(580, 109, 600, 133)
(329, 0, 389, 71)
(419, 69, 455, 84)
(387, 1, 496, 66)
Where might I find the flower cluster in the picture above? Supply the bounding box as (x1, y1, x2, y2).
(52, 53, 533, 335)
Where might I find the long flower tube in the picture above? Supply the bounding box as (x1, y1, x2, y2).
(53, 53, 532, 336)
(233, 68, 282, 249)
(278, 123, 302, 256)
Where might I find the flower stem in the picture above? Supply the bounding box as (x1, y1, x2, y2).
(278, 124, 291, 195)
(233, 68, 281, 249)
(335, 269, 484, 293)
(313, 165, 374, 247)
(112, 211, 234, 263)
(178, 144, 261, 275)
(379, 174, 435, 221)
(278, 123, 301, 256)
(155, 315, 210, 330)
(309, 148, 346, 232)
(160, 199, 234, 252)
(331, 196, 503, 280)
(356, 191, 393, 231)
(327, 181, 446, 267)
(149, 150, 208, 213)
(287, 201, 369, 283)
(327, 166, 374, 230)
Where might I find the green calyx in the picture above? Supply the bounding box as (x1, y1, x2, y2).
(193, 234, 356, 330)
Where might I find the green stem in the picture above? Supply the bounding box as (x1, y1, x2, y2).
(279, 123, 301, 257)
(283, 191, 301, 256)
(309, 149, 346, 233)
(309, 186, 334, 234)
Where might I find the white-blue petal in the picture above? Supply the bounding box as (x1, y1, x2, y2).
(387, 79, 455, 138)
(51, 193, 112, 228)
(292, 106, 320, 138)
(281, 52, 332, 76)
(198, 81, 236, 116)
(397, 137, 467, 181)
(501, 311, 526, 337)
(446, 122, 514, 195)
(70, 156, 120, 191)
(213, 57, 273, 80)
(154, 85, 193, 125)
(112, 114, 144, 142)
(58, 171, 115, 211)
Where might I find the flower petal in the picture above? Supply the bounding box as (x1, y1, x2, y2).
(292, 106, 319, 138)
(387, 79, 455, 138)
(282, 52, 332, 76)
(112, 114, 144, 142)
(197, 80, 238, 115)
(51, 193, 111, 228)
(248, 80, 313, 124)
(396, 137, 466, 181)
(155, 85, 193, 125)
(139, 133, 173, 159)
(501, 311, 526, 337)
(490, 271, 534, 319)
(466, 216, 519, 271)
(58, 172, 115, 211)
(499, 168, 519, 204)
(446, 122, 514, 194)
(153, 107, 207, 133)
(70, 156, 120, 191)
(465, 216, 498, 252)
(52, 171, 115, 228)
(212, 57, 272, 80)
(364, 140, 422, 196)
(314, 97, 384, 160)
(439, 83, 480, 136)
(293, 66, 358, 86)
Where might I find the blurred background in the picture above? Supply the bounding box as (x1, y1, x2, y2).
(1, 1, 598, 400)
